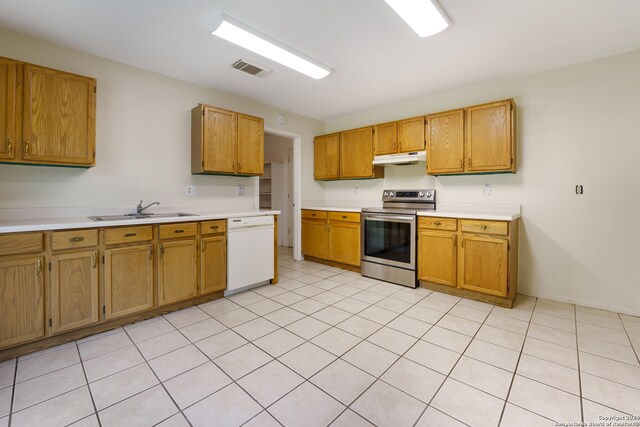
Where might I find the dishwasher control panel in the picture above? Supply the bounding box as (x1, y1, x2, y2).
(228, 215, 275, 229)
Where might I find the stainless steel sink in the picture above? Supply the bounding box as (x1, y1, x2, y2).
(88, 213, 198, 221)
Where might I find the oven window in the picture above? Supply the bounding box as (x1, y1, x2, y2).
(364, 219, 412, 264)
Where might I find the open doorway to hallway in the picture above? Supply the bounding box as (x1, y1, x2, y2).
(264, 133, 294, 249)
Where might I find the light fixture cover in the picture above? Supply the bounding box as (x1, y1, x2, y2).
(384, 0, 450, 37)
(211, 13, 332, 79)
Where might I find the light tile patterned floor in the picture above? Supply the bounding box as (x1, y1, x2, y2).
(1, 247, 639, 426)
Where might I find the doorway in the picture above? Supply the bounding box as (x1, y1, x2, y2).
(263, 129, 302, 260)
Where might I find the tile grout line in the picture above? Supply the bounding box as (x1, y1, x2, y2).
(575, 304, 584, 425)
(617, 313, 640, 366)
(7, 359, 17, 427)
(74, 342, 102, 427)
(496, 297, 538, 426)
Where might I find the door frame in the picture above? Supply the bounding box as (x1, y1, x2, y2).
(263, 127, 303, 261)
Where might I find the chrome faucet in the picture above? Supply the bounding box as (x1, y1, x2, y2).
(137, 200, 159, 214)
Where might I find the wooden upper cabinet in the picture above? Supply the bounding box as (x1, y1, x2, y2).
(340, 127, 376, 179)
(374, 122, 397, 155)
(22, 64, 96, 166)
(398, 116, 425, 153)
(314, 133, 339, 180)
(0, 57, 17, 161)
(466, 99, 514, 172)
(426, 109, 464, 174)
(192, 104, 264, 176)
(0, 256, 45, 349)
(237, 113, 264, 175)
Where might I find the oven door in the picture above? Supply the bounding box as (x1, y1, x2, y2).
(361, 213, 416, 270)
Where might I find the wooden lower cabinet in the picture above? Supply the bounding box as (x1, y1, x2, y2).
(328, 220, 360, 267)
(302, 210, 360, 267)
(0, 256, 45, 348)
(158, 240, 198, 305)
(201, 235, 226, 295)
(50, 251, 99, 334)
(302, 219, 328, 259)
(104, 244, 154, 319)
(418, 230, 457, 287)
(460, 235, 509, 297)
(418, 217, 517, 306)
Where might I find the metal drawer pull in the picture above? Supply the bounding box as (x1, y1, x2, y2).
(311, 213, 316, 216)
(433, 221, 441, 226)
(210, 225, 219, 229)
(174, 229, 184, 233)
(342, 215, 347, 219)
(124, 232, 137, 237)
(480, 225, 487, 229)
(70, 236, 85, 242)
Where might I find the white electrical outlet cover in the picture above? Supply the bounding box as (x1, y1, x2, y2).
(483, 184, 492, 196)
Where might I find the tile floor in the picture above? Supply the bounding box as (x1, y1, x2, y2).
(1, 247, 639, 426)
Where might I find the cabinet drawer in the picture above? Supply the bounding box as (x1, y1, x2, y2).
(329, 212, 361, 223)
(159, 222, 197, 240)
(201, 220, 226, 235)
(0, 232, 44, 256)
(461, 220, 508, 236)
(52, 229, 98, 251)
(302, 210, 328, 220)
(419, 217, 457, 231)
(104, 226, 153, 245)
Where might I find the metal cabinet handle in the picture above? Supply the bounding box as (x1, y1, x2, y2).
(174, 229, 184, 234)
(210, 225, 219, 230)
(7, 139, 12, 154)
(92, 253, 97, 268)
(24, 140, 30, 157)
(148, 244, 152, 261)
(201, 241, 206, 253)
(434, 221, 441, 226)
(480, 225, 487, 229)
(70, 236, 85, 242)
(342, 215, 347, 219)
(36, 259, 41, 277)
(311, 213, 316, 217)
(159, 244, 164, 260)
(124, 233, 136, 237)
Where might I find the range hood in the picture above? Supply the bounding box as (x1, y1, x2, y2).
(372, 150, 427, 166)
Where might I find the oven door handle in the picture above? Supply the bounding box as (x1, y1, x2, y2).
(363, 214, 415, 222)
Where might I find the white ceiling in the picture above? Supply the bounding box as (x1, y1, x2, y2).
(1, 0, 640, 121)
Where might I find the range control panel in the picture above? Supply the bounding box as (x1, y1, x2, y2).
(382, 189, 435, 202)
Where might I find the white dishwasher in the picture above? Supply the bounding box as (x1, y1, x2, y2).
(226, 215, 275, 296)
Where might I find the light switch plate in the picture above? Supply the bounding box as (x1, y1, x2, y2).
(236, 185, 245, 196)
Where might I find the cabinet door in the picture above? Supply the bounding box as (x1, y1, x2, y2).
(237, 113, 264, 175)
(328, 221, 360, 267)
(374, 122, 397, 155)
(301, 219, 327, 259)
(0, 257, 44, 348)
(201, 235, 226, 295)
(314, 134, 339, 180)
(158, 240, 198, 305)
(105, 244, 154, 319)
(427, 110, 464, 174)
(398, 117, 425, 152)
(50, 251, 99, 334)
(466, 100, 513, 172)
(22, 64, 96, 166)
(340, 127, 374, 178)
(417, 230, 456, 286)
(202, 105, 236, 173)
(0, 57, 17, 160)
(460, 235, 508, 297)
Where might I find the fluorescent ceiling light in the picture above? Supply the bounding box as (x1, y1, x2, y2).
(384, 0, 450, 37)
(211, 13, 332, 80)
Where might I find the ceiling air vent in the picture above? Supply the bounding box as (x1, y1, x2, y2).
(231, 59, 271, 77)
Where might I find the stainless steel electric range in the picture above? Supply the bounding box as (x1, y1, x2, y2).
(361, 189, 436, 288)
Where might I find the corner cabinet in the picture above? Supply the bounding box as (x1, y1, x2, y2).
(426, 99, 515, 175)
(191, 104, 264, 176)
(0, 56, 96, 167)
(418, 216, 519, 307)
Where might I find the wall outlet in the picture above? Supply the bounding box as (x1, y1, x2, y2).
(186, 185, 197, 196)
(483, 184, 492, 196)
(236, 185, 245, 196)
(355, 186, 359, 196)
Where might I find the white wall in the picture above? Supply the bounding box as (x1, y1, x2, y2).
(324, 49, 640, 315)
(0, 28, 324, 213)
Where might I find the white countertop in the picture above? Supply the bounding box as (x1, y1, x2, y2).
(302, 206, 362, 213)
(417, 203, 521, 221)
(0, 210, 280, 233)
